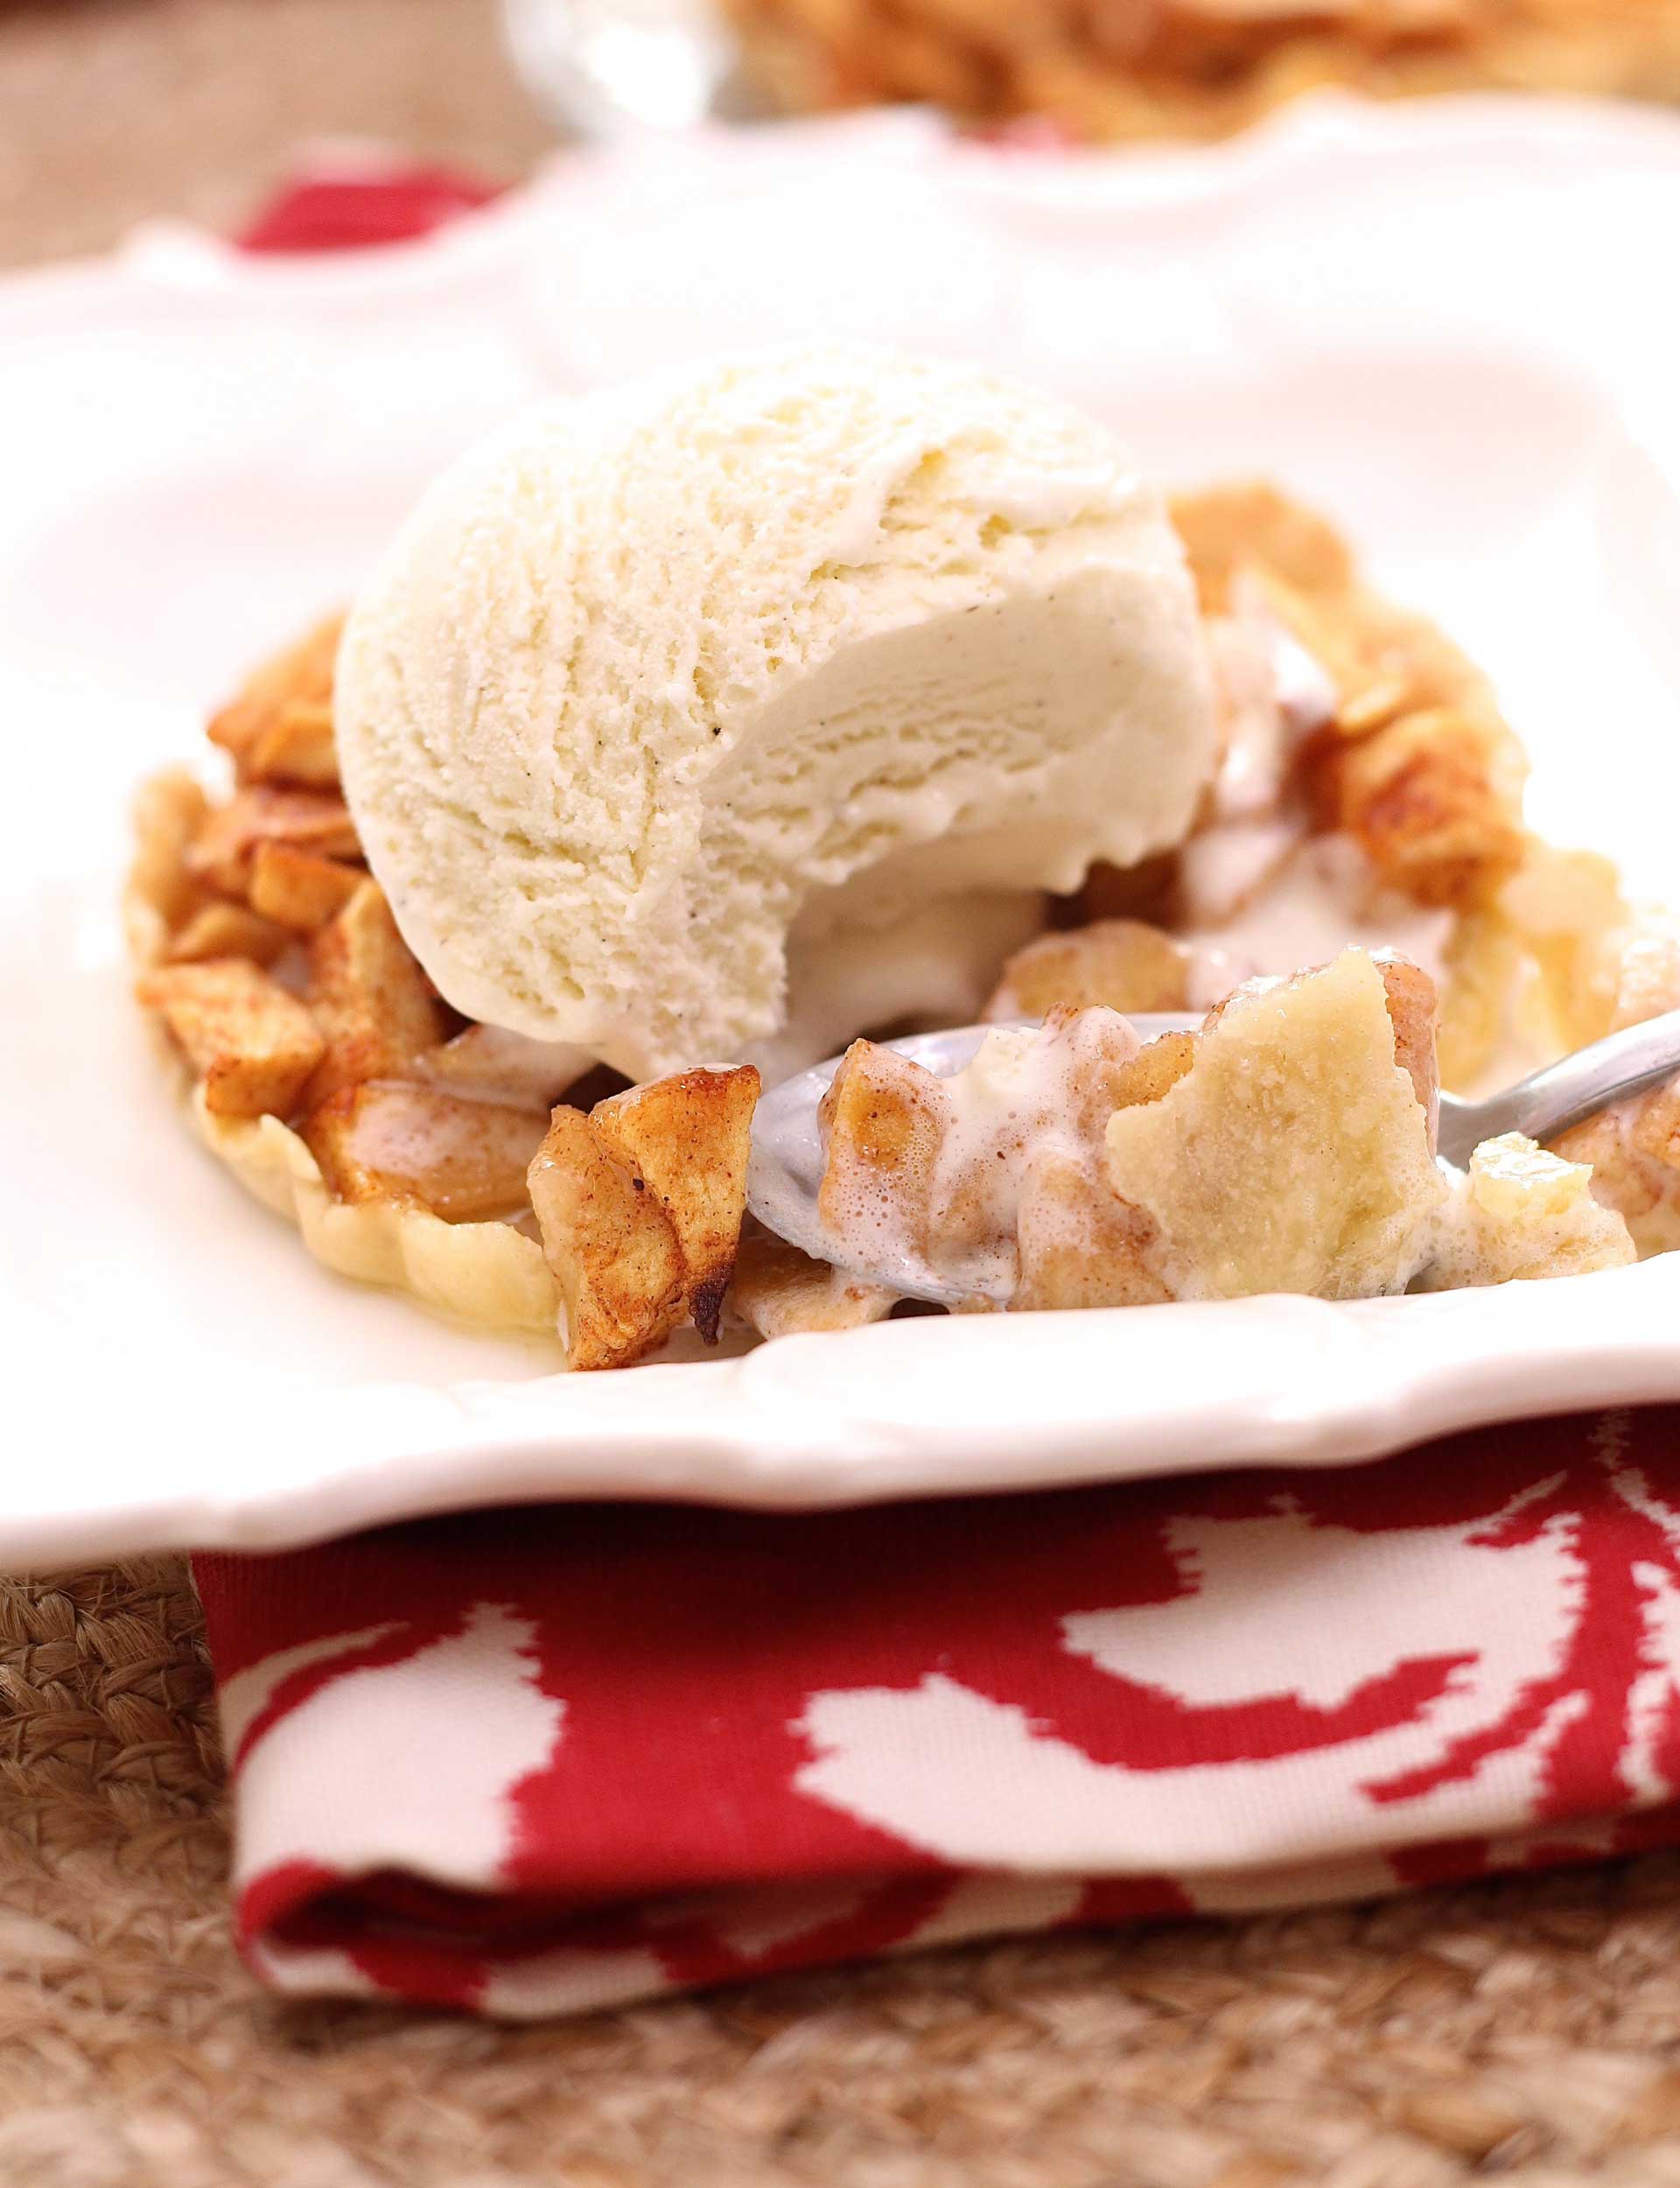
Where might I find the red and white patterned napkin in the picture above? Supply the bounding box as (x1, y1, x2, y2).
(191, 165, 1680, 2018)
(197, 1405, 1680, 2016)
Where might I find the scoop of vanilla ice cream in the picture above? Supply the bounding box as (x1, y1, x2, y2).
(335, 343, 1217, 1079)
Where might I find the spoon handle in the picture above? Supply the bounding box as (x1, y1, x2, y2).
(1440, 1006, 1680, 1168)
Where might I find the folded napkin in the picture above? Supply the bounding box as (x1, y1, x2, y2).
(197, 1403, 1680, 2015)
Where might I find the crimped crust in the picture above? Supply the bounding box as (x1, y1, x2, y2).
(127, 769, 563, 1339)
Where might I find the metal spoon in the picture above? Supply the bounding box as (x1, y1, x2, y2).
(746, 1006, 1680, 1307)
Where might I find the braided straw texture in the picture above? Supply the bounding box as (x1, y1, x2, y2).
(4, 1563, 1680, 2187)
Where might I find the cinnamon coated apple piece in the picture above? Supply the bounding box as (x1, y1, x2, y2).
(136, 959, 325, 1119)
(592, 1066, 760, 1343)
(304, 1082, 550, 1222)
(817, 1039, 952, 1271)
(164, 900, 291, 968)
(186, 786, 362, 899)
(1013, 1148, 1171, 1312)
(304, 880, 448, 1102)
(207, 614, 343, 788)
(248, 841, 363, 933)
(527, 1066, 763, 1367)
(1170, 481, 1354, 615)
(984, 919, 1193, 1021)
(726, 1220, 900, 1340)
(1102, 1027, 1199, 1113)
(528, 1108, 688, 1371)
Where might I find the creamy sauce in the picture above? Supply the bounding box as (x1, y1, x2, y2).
(1182, 835, 1455, 1008)
(754, 887, 1046, 1083)
(1178, 812, 1308, 930)
(1203, 583, 1337, 823)
(1421, 1135, 1639, 1288)
(1176, 600, 1431, 994)
(818, 1015, 1138, 1304)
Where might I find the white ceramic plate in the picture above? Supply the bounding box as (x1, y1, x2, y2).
(7, 95, 1680, 1566)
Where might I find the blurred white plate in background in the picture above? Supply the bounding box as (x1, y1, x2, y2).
(4, 94, 1680, 1564)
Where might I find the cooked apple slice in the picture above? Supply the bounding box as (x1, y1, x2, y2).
(165, 901, 291, 967)
(985, 919, 1192, 1021)
(727, 1220, 900, 1339)
(1015, 1148, 1171, 1312)
(818, 1039, 951, 1270)
(136, 959, 325, 1119)
(927, 1006, 1169, 1308)
(245, 707, 337, 789)
(1424, 1133, 1634, 1288)
(1103, 1028, 1199, 1115)
(1026, 1004, 1189, 1135)
(187, 786, 361, 898)
(207, 614, 343, 788)
(304, 1082, 549, 1222)
(592, 1066, 760, 1343)
(305, 880, 447, 1101)
(528, 1107, 687, 1371)
(248, 841, 363, 932)
(129, 769, 212, 949)
(1171, 481, 1354, 614)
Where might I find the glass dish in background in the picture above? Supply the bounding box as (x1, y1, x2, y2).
(504, 0, 1680, 143)
(502, 0, 759, 132)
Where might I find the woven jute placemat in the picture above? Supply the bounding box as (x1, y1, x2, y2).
(4, 1561, 1680, 2188)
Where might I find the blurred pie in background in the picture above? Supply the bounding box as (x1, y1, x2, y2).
(719, 0, 1680, 139)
